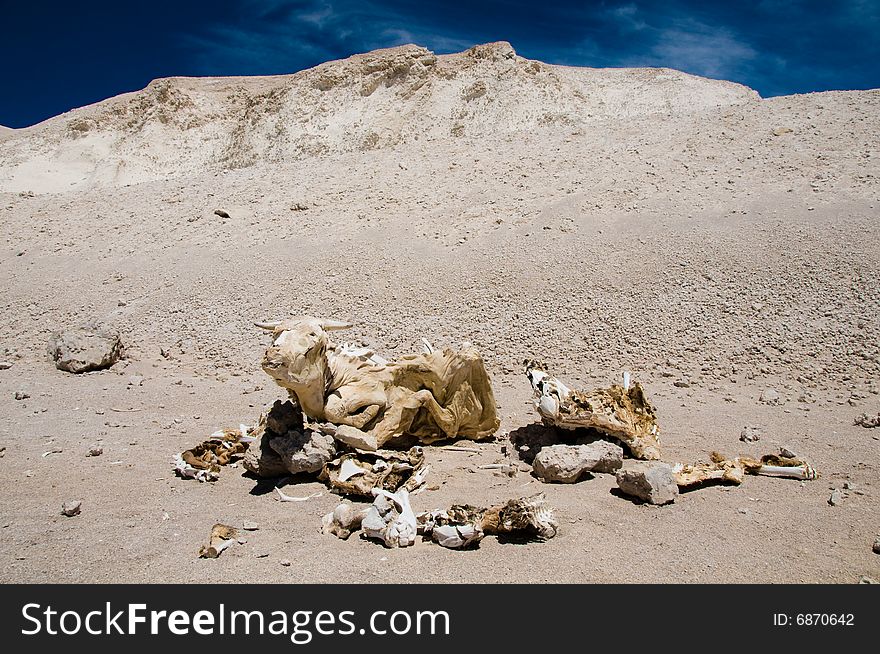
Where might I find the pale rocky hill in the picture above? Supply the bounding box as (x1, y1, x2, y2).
(0, 41, 763, 192)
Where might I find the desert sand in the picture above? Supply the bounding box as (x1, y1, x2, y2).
(0, 42, 878, 583)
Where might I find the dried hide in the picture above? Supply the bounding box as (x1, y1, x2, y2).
(174, 426, 252, 482)
(319, 446, 429, 497)
(256, 316, 500, 450)
(524, 360, 661, 460)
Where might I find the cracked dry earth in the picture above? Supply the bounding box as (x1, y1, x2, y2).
(0, 42, 878, 583)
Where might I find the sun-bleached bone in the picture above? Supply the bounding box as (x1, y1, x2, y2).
(417, 493, 559, 548)
(672, 452, 745, 488)
(524, 360, 661, 460)
(672, 450, 818, 488)
(258, 316, 499, 449)
(322, 502, 371, 539)
(739, 452, 818, 480)
(362, 488, 417, 548)
(172, 426, 251, 481)
(274, 487, 323, 502)
(319, 447, 427, 497)
(198, 523, 238, 558)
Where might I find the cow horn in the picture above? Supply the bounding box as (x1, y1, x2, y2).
(320, 319, 354, 331)
(254, 320, 282, 330)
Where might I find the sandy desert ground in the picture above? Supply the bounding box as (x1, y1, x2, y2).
(0, 42, 878, 583)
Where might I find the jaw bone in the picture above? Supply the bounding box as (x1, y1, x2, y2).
(524, 360, 661, 460)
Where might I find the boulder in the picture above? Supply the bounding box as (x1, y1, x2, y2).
(532, 442, 623, 483)
(616, 461, 679, 505)
(48, 329, 122, 373)
(269, 428, 337, 475)
(242, 400, 303, 478)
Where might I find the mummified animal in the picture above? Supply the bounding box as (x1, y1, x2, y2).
(256, 316, 499, 450)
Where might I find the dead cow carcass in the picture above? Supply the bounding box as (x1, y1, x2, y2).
(524, 360, 661, 460)
(256, 316, 500, 450)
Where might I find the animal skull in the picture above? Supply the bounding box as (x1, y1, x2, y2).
(524, 360, 662, 460)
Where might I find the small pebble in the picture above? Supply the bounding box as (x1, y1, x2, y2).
(61, 501, 82, 517)
(280, 559, 291, 567)
(242, 520, 259, 531)
(86, 446, 103, 457)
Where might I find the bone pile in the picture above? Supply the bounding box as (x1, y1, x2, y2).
(323, 490, 559, 549)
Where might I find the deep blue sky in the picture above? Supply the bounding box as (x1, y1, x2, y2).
(1, 0, 878, 128)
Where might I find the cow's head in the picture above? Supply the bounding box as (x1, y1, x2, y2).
(256, 316, 352, 414)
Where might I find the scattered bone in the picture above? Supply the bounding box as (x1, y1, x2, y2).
(673, 452, 745, 488)
(172, 453, 218, 482)
(173, 426, 251, 481)
(274, 487, 323, 502)
(109, 407, 143, 413)
(362, 488, 417, 548)
(443, 446, 483, 453)
(418, 493, 558, 548)
(322, 502, 371, 539)
(198, 523, 237, 558)
(739, 452, 818, 480)
(524, 360, 661, 460)
(532, 442, 623, 483)
(257, 316, 499, 449)
(61, 501, 82, 517)
(739, 426, 763, 443)
(242, 520, 259, 531)
(14, 391, 30, 400)
(616, 461, 679, 505)
(42, 448, 62, 457)
(0, 361, 13, 370)
(320, 447, 427, 497)
(280, 559, 292, 567)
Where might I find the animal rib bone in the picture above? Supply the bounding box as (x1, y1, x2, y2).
(274, 487, 323, 502)
(524, 360, 661, 460)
